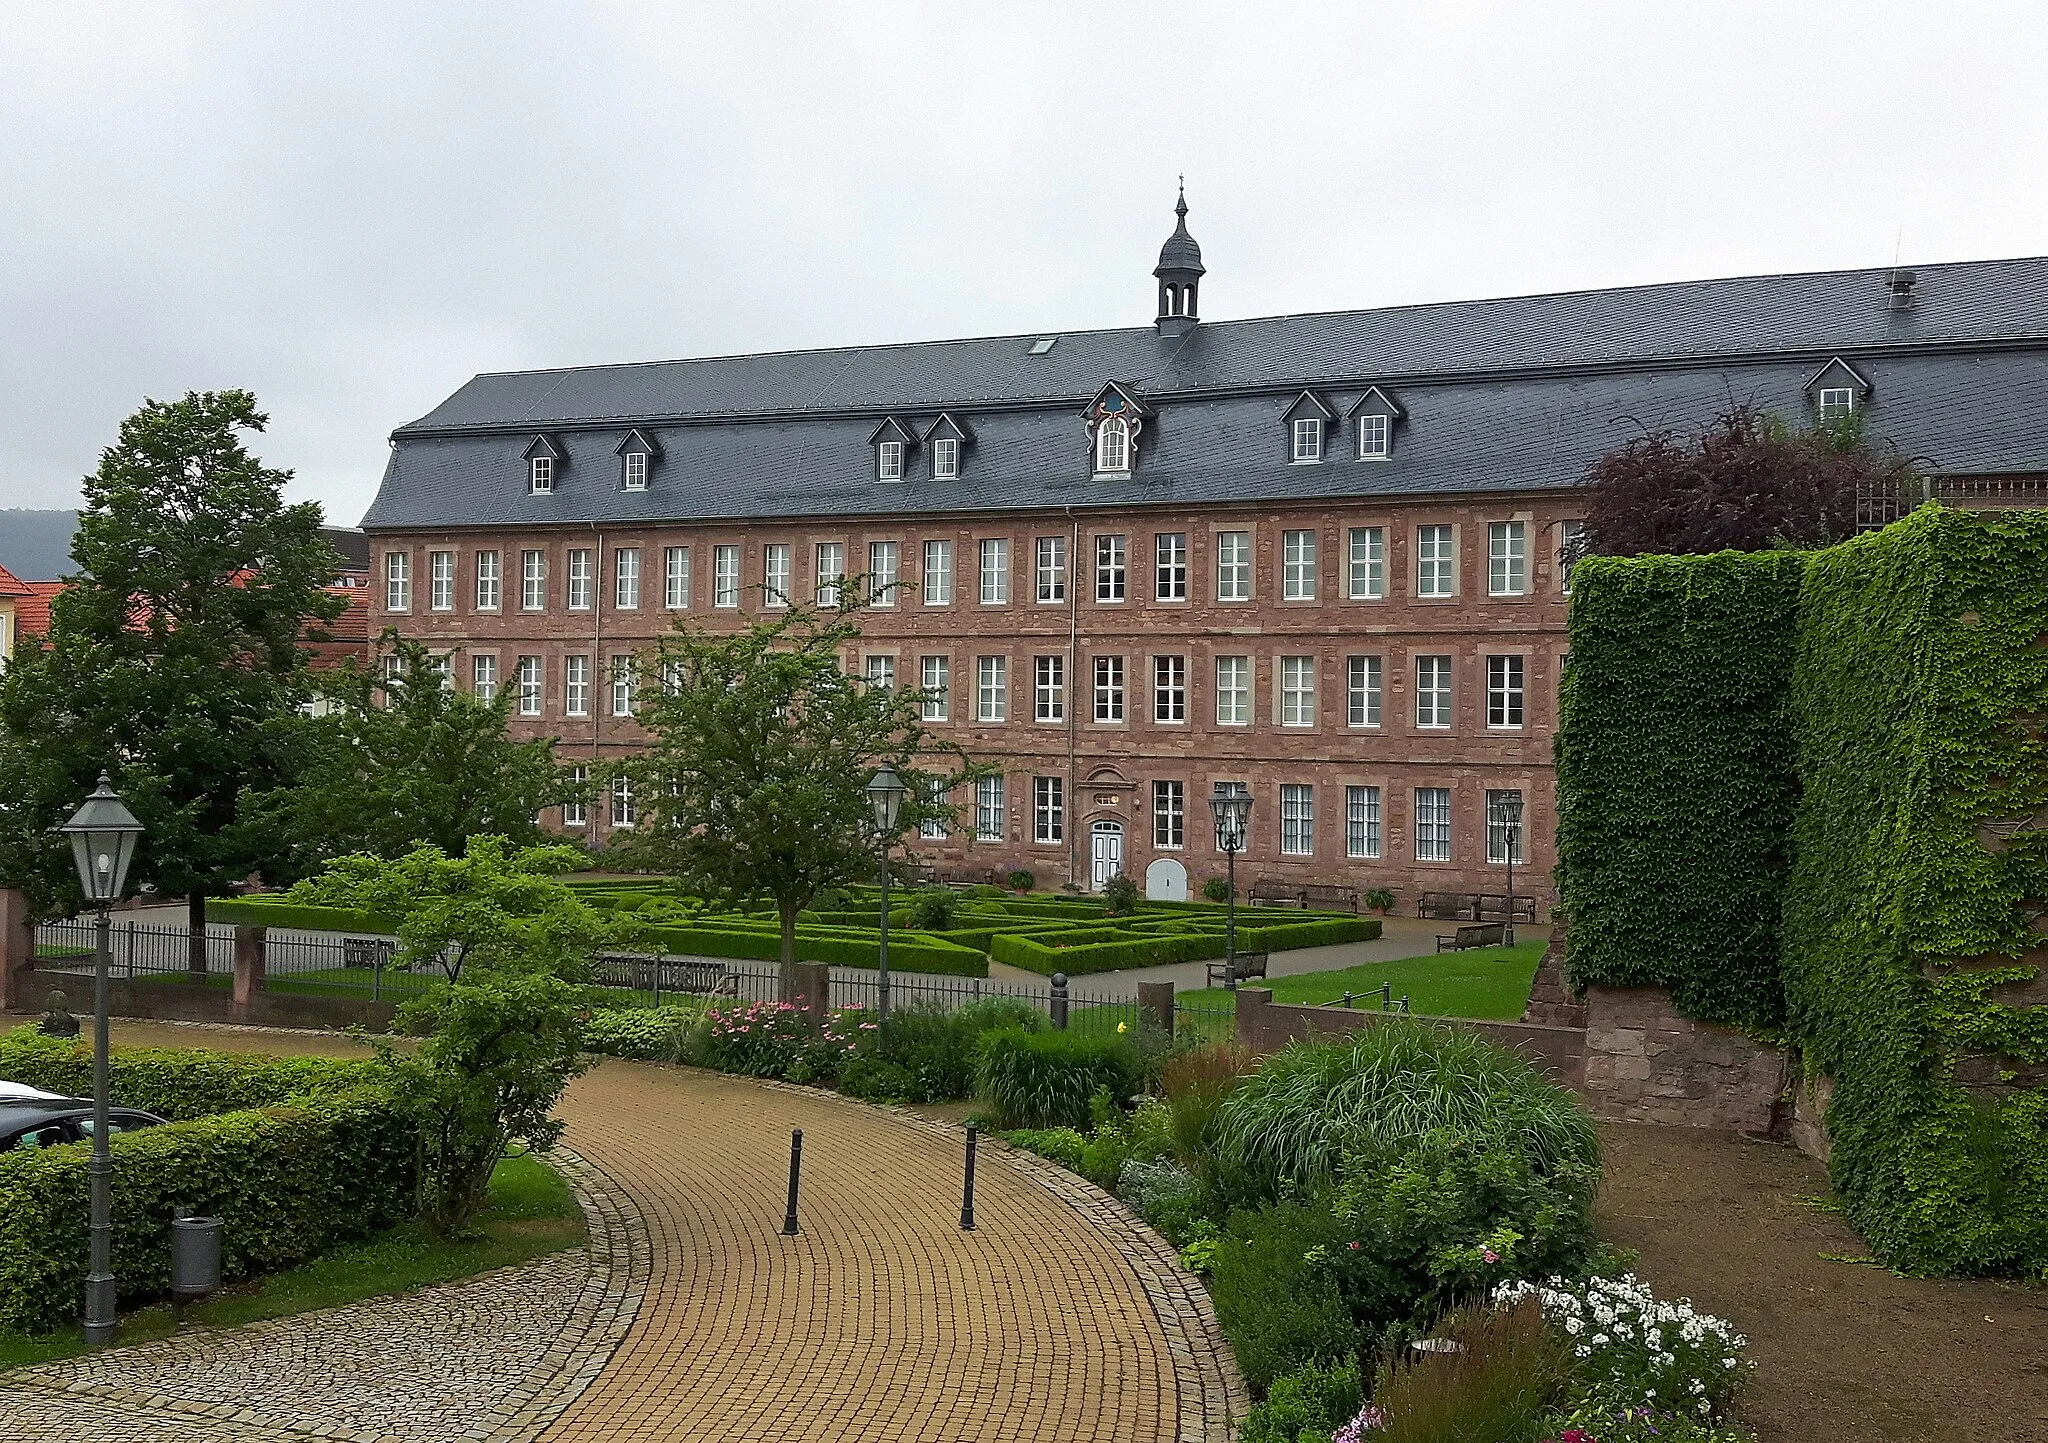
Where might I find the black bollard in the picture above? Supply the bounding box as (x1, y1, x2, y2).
(1380, 983, 1392, 1011)
(1050, 972, 1069, 1030)
(960, 1124, 978, 1231)
(782, 1127, 803, 1235)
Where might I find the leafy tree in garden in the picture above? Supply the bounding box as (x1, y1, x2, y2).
(0, 390, 344, 970)
(290, 836, 624, 982)
(247, 633, 570, 875)
(1577, 404, 1919, 557)
(619, 597, 977, 993)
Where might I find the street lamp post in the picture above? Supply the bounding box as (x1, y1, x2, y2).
(866, 763, 908, 1024)
(1492, 792, 1524, 947)
(57, 773, 145, 1348)
(1207, 785, 1252, 991)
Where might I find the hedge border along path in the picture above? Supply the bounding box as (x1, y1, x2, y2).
(0, 1146, 650, 1443)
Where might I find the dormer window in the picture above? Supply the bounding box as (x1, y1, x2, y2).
(1803, 357, 1871, 422)
(1345, 387, 1405, 463)
(879, 441, 903, 481)
(613, 428, 659, 492)
(1096, 417, 1130, 475)
(1818, 387, 1856, 419)
(922, 412, 974, 481)
(867, 417, 917, 483)
(623, 452, 647, 490)
(1292, 418, 1323, 463)
(933, 438, 959, 479)
(1358, 414, 1390, 459)
(1082, 382, 1150, 478)
(1282, 391, 1336, 465)
(529, 457, 553, 493)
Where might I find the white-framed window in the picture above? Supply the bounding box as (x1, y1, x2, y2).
(1416, 524, 1455, 598)
(923, 540, 953, 605)
(1035, 536, 1067, 603)
(1488, 520, 1528, 597)
(1487, 654, 1525, 728)
(1415, 786, 1452, 862)
(384, 552, 411, 612)
(863, 654, 895, 691)
(611, 774, 636, 828)
(1034, 655, 1064, 722)
(1347, 527, 1385, 600)
(562, 765, 588, 827)
(614, 547, 641, 609)
(1487, 788, 1526, 865)
(521, 550, 546, 611)
(529, 456, 553, 493)
(1033, 776, 1064, 844)
(427, 551, 453, 611)
(815, 542, 845, 607)
(869, 540, 899, 607)
(1280, 783, 1314, 855)
(472, 653, 498, 702)
(611, 656, 635, 717)
(920, 654, 950, 722)
(1348, 655, 1383, 727)
(623, 451, 648, 490)
(979, 538, 1011, 604)
(1216, 655, 1251, 726)
(763, 544, 791, 609)
(516, 656, 542, 716)
(976, 655, 1007, 722)
(1216, 530, 1251, 602)
(1558, 520, 1586, 594)
(1280, 655, 1316, 727)
(1093, 656, 1125, 722)
(1357, 413, 1390, 459)
(567, 549, 594, 610)
(475, 550, 501, 611)
(1153, 779, 1184, 848)
(564, 655, 590, 717)
(920, 778, 949, 840)
(877, 440, 903, 482)
(1345, 785, 1382, 859)
(1282, 529, 1317, 600)
(1291, 417, 1323, 463)
(1095, 417, 1129, 474)
(1818, 386, 1856, 419)
(664, 546, 690, 609)
(713, 545, 740, 608)
(1153, 654, 1186, 723)
(1416, 654, 1452, 728)
(975, 774, 1006, 842)
(431, 652, 454, 692)
(659, 658, 683, 696)
(1095, 534, 1127, 602)
(932, 437, 959, 480)
(1155, 532, 1187, 600)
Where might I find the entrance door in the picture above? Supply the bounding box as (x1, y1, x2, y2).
(1145, 857, 1189, 902)
(1089, 821, 1125, 892)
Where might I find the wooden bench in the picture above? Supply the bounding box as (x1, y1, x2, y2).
(595, 952, 730, 995)
(342, 937, 395, 970)
(1248, 880, 1308, 908)
(1296, 884, 1360, 914)
(1435, 923, 1507, 952)
(1420, 892, 1537, 922)
(1205, 951, 1269, 988)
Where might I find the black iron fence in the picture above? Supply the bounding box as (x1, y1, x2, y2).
(34, 918, 235, 978)
(31, 918, 439, 1000)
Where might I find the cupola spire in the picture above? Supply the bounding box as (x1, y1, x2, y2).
(1153, 179, 1205, 338)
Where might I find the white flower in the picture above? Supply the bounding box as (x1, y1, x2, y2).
(1564, 1318, 1583, 1335)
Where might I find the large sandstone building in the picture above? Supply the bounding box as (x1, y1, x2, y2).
(360, 195, 2048, 913)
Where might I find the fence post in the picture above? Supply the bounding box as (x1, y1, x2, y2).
(1136, 980, 1174, 1034)
(1050, 973, 1069, 1030)
(0, 887, 34, 1012)
(231, 926, 267, 1017)
(124, 920, 135, 979)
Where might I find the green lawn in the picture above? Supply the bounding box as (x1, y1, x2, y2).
(1175, 938, 1546, 1021)
(0, 1150, 584, 1372)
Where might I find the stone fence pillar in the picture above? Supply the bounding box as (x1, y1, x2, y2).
(792, 962, 832, 1031)
(0, 887, 36, 1012)
(1137, 980, 1175, 1035)
(232, 925, 267, 1016)
(1233, 987, 1276, 1051)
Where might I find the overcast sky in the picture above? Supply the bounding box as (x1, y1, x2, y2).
(5, 1, 2047, 527)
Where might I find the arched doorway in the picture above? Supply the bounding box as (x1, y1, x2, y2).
(1144, 857, 1189, 902)
(1089, 820, 1125, 893)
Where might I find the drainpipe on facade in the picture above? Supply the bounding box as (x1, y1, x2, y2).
(1065, 508, 1080, 890)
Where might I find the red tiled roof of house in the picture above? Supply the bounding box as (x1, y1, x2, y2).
(12, 581, 62, 638)
(0, 564, 33, 598)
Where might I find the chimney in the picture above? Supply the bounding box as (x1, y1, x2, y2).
(1885, 268, 1917, 312)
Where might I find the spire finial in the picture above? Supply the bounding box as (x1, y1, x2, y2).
(1175, 176, 1187, 221)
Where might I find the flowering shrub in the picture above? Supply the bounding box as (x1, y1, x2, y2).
(697, 1001, 816, 1078)
(788, 1008, 874, 1086)
(581, 1004, 701, 1062)
(1494, 1274, 1751, 1422)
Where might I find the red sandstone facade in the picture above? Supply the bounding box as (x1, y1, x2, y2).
(373, 492, 1578, 911)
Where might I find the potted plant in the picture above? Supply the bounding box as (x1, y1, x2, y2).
(1364, 886, 1396, 916)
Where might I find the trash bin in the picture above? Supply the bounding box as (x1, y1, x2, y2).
(170, 1212, 222, 1301)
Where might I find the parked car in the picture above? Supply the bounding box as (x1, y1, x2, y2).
(0, 1095, 166, 1153)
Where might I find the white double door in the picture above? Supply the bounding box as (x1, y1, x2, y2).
(1089, 820, 1124, 892)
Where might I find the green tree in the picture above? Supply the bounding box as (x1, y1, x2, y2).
(0, 391, 344, 971)
(247, 633, 570, 876)
(620, 598, 976, 993)
(290, 836, 623, 983)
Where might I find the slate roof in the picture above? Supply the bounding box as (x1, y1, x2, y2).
(364, 255, 2048, 531)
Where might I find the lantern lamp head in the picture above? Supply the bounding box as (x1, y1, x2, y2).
(57, 773, 145, 907)
(1207, 783, 1252, 852)
(866, 762, 908, 834)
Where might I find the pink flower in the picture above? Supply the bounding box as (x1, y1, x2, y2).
(1483, 1249, 1500, 1264)
(1348, 1241, 1362, 1251)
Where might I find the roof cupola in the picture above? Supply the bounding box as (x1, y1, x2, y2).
(1153, 180, 1205, 338)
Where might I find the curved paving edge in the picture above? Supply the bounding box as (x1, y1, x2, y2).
(482, 1145, 653, 1442)
(751, 1077, 1249, 1443)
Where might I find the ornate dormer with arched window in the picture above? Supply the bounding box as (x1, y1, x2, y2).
(1083, 381, 1152, 478)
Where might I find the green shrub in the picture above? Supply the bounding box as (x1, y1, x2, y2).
(1210, 1022, 1599, 1204)
(1368, 1300, 1565, 1443)
(1003, 1126, 1090, 1173)
(581, 1005, 700, 1062)
(975, 1029, 1141, 1128)
(0, 1027, 382, 1120)
(954, 996, 1050, 1035)
(697, 1000, 815, 1078)
(838, 1054, 918, 1103)
(1102, 872, 1140, 916)
(1118, 1155, 1203, 1243)
(0, 1085, 416, 1334)
(1005, 869, 1036, 892)
(1239, 1360, 1364, 1443)
(1209, 1199, 1359, 1393)
(1202, 876, 1232, 904)
(857, 1007, 982, 1103)
(908, 887, 962, 930)
(1160, 1042, 1259, 1179)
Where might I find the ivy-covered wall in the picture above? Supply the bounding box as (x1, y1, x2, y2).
(1783, 507, 2048, 1275)
(1556, 549, 1806, 1029)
